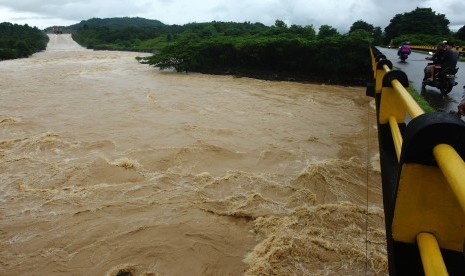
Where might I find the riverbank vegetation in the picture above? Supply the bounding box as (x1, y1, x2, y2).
(71, 18, 376, 85)
(68, 8, 464, 85)
(2, 8, 464, 85)
(0, 22, 49, 60)
(407, 85, 436, 113)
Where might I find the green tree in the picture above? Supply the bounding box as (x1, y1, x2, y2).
(274, 20, 287, 28)
(384, 7, 450, 43)
(372, 27, 383, 45)
(0, 22, 49, 60)
(347, 29, 372, 42)
(289, 24, 316, 39)
(317, 25, 339, 39)
(349, 20, 374, 34)
(349, 20, 384, 45)
(456, 25, 465, 40)
(146, 41, 192, 72)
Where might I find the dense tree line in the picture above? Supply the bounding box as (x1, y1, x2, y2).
(457, 25, 465, 41)
(384, 8, 465, 46)
(143, 27, 372, 84)
(69, 10, 465, 85)
(71, 20, 273, 52)
(72, 18, 374, 84)
(0, 22, 49, 60)
(72, 25, 165, 51)
(3, 8, 464, 84)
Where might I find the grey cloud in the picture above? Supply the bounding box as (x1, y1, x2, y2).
(0, 0, 463, 30)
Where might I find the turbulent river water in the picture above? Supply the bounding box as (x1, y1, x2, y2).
(0, 34, 387, 275)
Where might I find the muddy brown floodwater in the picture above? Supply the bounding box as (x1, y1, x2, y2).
(0, 34, 388, 275)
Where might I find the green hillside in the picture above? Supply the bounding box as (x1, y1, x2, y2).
(69, 17, 165, 30)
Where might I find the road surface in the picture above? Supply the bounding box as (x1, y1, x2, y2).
(377, 47, 465, 113)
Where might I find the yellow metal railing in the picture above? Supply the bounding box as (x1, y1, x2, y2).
(417, 233, 448, 275)
(369, 46, 465, 275)
(410, 45, 465, 55)
(433, 144, 465, 213)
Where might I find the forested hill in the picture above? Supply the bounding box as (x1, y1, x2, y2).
(43, 17, 166, 34)
(0, 22, 49, 60)
(69, 17, 165, 30)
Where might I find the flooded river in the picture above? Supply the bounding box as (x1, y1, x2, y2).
(0, 34, 387, 275)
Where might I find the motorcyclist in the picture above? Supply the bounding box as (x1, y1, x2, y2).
(397, 42, 411, 58)
(441, 41, 459, 73)
(424, 42, 446, 81)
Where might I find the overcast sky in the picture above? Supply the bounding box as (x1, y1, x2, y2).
(1, 0, 464, 32)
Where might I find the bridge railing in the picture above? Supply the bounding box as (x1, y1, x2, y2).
(410, 45, 465, 56)
(367, 46, 465, 275)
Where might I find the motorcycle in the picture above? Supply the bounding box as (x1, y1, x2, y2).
(422, 53, 459, 95)
(399, 52, 409, 62)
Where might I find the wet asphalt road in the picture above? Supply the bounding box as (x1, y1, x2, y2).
(377, 47, 465, 113)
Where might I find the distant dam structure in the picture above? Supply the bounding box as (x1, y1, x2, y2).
(53, 26, 63, 34)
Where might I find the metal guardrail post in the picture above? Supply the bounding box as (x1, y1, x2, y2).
(388, 116, 403, 161)
(391, 80, 423, 119)
(417, 232, 449, 275)
(433, 144, 465, 214)
(378, 70, 414, 124)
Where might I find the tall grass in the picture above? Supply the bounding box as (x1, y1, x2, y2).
(407, 84, 436, 113)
